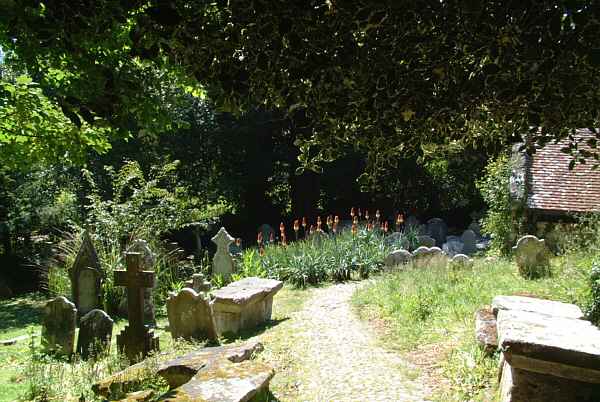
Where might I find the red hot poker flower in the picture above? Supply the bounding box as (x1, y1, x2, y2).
(302, 217, 307, 228)
(257, 232, 263, 244)
(293, 219, 300, 231)
(350, 207, 355, 217)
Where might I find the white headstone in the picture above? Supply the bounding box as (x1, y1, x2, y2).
(211, 227, 236, 279)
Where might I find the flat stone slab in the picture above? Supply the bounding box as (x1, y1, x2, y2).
(157, 341, 264, 388)
(492, 295, 584, 319)
(497, 309, 600, 382)
(93, 341, 264, 399)
(158, 359, 274, 402)
(213, 277, 283, 310)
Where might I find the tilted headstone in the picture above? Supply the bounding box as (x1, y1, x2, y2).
(71, 230, 102, 316)
(426, 218, 448, 247)
(42, 296, 77, 356)
(384, 249, 412, 267)
(76, 309, 114, 359)
(512, 235, 551, 278)
(417, 235, 436, 248)
(114, 252, 159, 362)
(468, 221, 482, 237)
(461, 229, 478, 255)
(124, 239, 156, 323)
(167, 288, 219, 342)
(211, 227, 236, 279)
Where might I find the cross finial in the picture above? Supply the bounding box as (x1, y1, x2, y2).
(211, 227, 235, 249)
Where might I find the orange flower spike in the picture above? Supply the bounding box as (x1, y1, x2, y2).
(334, 215, 340, 224)
(317, 216, 322, 230)
(269, 232, 274, 243)
(280, 222, 285, 233)
(365, 210, 370, 221)
(235, 238, 242, 247)
(257, 232, 263, 245)
(350, 207, 355, 218)
(281, 233, 287, 246)
(353, 216, 358, 225)
(384, 221, 389, 233)
(259, 246, 265, 256)
(352, 223, 358, 235)
(309, 224, 315, 234)
(396, 213, 404, 225)
(375, 209, 381, 220)
(358, 208, 362, 218)
(302, 217, 307, 228)
(293, 219, 300, 232)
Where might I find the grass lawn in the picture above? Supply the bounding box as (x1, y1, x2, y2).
(0, 285, 309, 402)
(352, 252, 592, 401)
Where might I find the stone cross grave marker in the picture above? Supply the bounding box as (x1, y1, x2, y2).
(42, 296, 77, 356)
(167, 288, 219, 342)
(211, 227, 235, 279)
(125, 239, 156, 323)
(76, 309, 114, 359)
(114, 252, 159, 362)
(71, 230, 102, 316)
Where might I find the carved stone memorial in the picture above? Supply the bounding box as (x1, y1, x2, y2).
(71, 231, 102, 316)
(76, 309, 114, 359)
(211, 227, 236, 279)
(167, 288, 219, 342)
(42, 296, 77, 356)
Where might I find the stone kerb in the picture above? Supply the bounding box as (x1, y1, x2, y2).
(212, 277, 283, 335)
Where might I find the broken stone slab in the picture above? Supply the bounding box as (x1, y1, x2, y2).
(475, 307, 498, 354)
(213, 277, 283, 335)
(92, 341, 264, 400)
(157, 341, 264, 389)
(492, 295, 584, 320)
(157, 359, 274, 402)
(497, 309, 600, 383)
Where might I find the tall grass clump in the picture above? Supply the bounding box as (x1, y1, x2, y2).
(241, 227, 394, 288)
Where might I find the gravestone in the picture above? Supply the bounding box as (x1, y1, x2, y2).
(76, 309, 114, 359)
(512, 235, 551, 278)
(405, 215, 420, 229)
(114, 252, 159, 362)
(468, 221, 482, 237)
(412, 246, 446, 268)
(71, 231, 102, 316)
(426, 218, 448, 247)
(124, 239, 156, 323)
(257, 224, 275, 243)
(461, 229, 478, 255)
(167, 288, 219, 341)
(417, 235, 436, 248)
(42, 296, 77, 356)
(184, 273, 212, 293)
(211, 227, 236, 279)
(384, 249, 412, 267)
(449, 254, 474, 269)
(443, 240, 464, 256)
(213, 277, 283, 335)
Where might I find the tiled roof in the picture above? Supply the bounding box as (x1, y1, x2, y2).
(527, 129, 600, 213)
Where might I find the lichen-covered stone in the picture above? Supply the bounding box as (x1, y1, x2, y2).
(41, 296, 77, 356)
(384, 249, 412, 267)
(512, 235, 551, 278)
(158, 359, 274, 402)
(450, 254, 474, 270)
(167, 288, 218, 342)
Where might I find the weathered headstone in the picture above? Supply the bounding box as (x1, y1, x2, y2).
(443, 240, 464, 256)
(512, 235, 551, 278)
(42, 296, 77, 356)
(125, 239, 156, 323)
(211, 227, 236, 279)
(76, 309, 114, 359)
(384, 249, 412, 267)
(114, 252, 159, 362)
(426, 218, 448, 247)
(468, 221, 482, 237)
(461, 229, 478, 255)
(71, 231, 102, 316)
(167, 288, 219, 342)
(184, 273, 211, 293)
(417, 235, 436, 248)
(213, 277, 283, 335)
(412, 246, 446, 268)
(450, 254, 474, 269)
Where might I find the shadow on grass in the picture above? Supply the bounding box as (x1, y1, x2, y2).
(0, 292, 46, 333)
(220, 317, 290, 343)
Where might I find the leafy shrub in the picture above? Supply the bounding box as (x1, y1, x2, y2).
(587, 261, 600, 325)
(476, 153, 523, 255)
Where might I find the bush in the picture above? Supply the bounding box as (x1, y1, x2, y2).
(587, 261, 600, 325)
(476, 153, 523, 255)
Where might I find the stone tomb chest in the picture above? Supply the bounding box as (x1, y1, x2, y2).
(212, 277, 283, 335)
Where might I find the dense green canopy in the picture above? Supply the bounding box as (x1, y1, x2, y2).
(2, 1, 600, 166)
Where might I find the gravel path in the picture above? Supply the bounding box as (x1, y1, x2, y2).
(264, 282, 430, 401)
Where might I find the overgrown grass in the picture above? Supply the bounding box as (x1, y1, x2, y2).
(352, 254, 590, 401)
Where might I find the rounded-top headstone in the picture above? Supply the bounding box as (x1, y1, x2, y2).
(42, 296, 77, 356)
(384, 249, 412, 267)
(461, 230, 478, 255)
(426, 218, 448, 246)
(512, 235, 550, 278)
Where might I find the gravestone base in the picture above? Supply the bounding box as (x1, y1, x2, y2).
(117, 325, 159, 362)
(499, 360, 600, 402)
